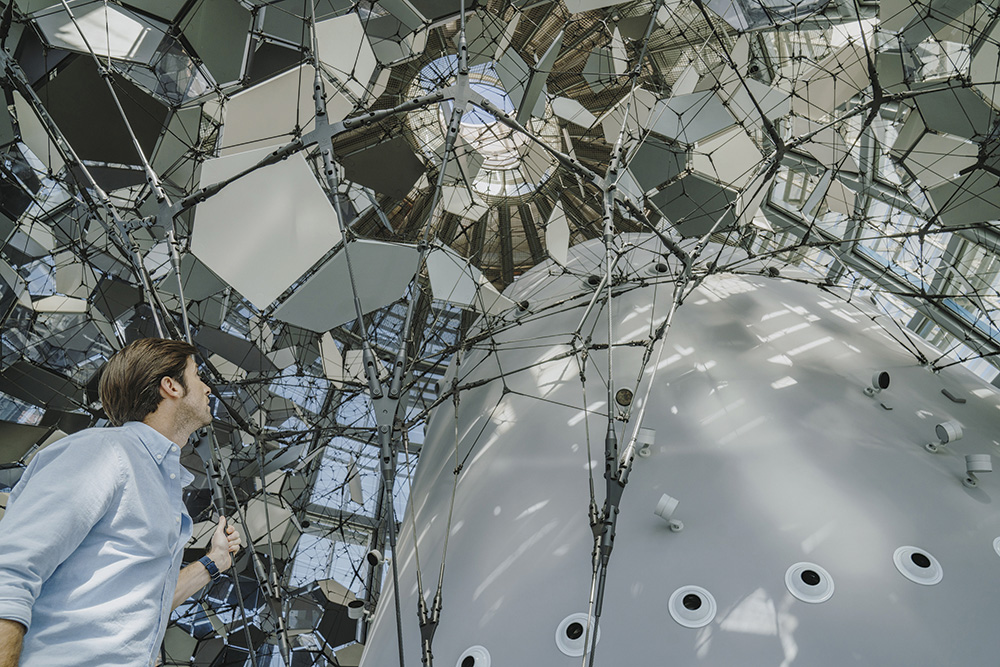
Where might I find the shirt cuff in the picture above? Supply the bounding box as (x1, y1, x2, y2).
(0, 599, 32, 631)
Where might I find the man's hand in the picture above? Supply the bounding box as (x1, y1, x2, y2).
(207, 516, 242, 572)
(0, 618, 25, 667)
(172, 517, 243, 610)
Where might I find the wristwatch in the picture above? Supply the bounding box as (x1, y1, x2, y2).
(199, 555, 223, 583)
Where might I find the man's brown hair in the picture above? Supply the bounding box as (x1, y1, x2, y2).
(99, 338, 199, 426)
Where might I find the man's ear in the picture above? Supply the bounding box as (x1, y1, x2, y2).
(159, 375, 184, 399)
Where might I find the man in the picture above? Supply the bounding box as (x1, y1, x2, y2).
(0, 338, 242, 666)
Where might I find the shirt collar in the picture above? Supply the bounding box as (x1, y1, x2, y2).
(124, 421, 180, 465)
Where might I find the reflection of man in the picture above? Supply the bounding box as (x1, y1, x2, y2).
(0, 338, 242, 667)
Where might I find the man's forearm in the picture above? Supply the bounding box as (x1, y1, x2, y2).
(173, 518, 241, 611)
(171, 561, 213, 611)
(0, 618, 25, 667)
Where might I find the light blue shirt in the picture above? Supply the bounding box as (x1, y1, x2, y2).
(0, 421, 194, 666)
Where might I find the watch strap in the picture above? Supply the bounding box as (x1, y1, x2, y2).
(199, 555, 222, 582)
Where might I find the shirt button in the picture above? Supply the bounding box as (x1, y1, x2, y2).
(176, 516, 181, 523)
(170, 473, 176, 479)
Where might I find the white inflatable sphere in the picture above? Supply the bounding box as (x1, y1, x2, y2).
(360, 236, 1000, 666)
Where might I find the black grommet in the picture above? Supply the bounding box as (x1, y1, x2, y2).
(800, 569, 821, 586)
(682, 594, 702, 610)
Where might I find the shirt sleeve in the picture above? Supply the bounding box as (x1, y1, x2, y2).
(0, 432, 123, 630)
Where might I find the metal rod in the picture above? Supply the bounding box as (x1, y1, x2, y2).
(205, 430, 260, 665)
(253, 427, 293, 666)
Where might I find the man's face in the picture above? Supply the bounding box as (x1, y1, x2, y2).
(177, 356, 213, 432)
